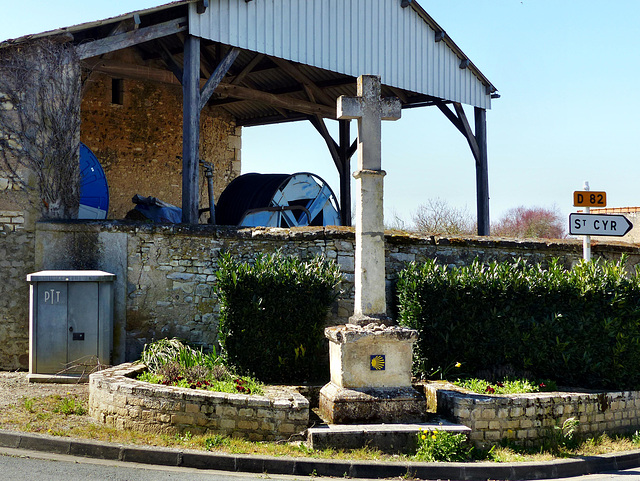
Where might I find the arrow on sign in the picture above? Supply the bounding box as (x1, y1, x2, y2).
(569, 213, 633, 237)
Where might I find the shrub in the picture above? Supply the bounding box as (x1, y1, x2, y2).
(415, 429, 472, 462)
(396, 257, 640, 389)
(215, 251, 342, 383)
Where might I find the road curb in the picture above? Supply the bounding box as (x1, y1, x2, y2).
(1, 429, 639, 479)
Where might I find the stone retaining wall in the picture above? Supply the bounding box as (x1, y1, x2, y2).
(35, 222, 640, 364)
(425, 383, 640, 448)
(89, 363, 309, 441)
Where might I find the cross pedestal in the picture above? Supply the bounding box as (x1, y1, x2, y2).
(319, 75, 424, 425)
(319, 323, 424, 424)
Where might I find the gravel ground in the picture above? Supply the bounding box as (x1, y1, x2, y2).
(0, 371, 88, 407)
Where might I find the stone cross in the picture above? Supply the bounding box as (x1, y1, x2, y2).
(337, 75, 401, 324)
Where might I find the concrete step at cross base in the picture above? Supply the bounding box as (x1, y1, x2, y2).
(306, 419, 471, 453)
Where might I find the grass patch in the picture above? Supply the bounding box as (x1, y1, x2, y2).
(2, 390, 640, 464)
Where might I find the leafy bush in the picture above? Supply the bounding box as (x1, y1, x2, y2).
(397, 257, 640, 389)
(215, 251, 342, 383)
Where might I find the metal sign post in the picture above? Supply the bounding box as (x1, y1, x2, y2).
(582, 182, 591, 261)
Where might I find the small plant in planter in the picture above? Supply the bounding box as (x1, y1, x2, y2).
(137, 338, 264, 395)
(453, 377, 557, 395)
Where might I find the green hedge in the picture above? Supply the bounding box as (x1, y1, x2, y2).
(396, 257, 640, 390)
(214, 251, 342, 383)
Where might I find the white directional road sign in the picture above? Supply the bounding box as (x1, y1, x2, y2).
(569, 213, 633, 237)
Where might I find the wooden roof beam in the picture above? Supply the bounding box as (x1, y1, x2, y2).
(215, 82, 335, 119)
(76, 16, 187, 59)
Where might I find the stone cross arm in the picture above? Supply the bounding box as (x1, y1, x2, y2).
(337, 96, 401, 121)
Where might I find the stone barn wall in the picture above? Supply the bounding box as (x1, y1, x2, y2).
(81, 56, 241, 220)
(29, 222, 640, 370)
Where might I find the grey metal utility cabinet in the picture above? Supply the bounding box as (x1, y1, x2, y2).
(27, 270, 115, 382)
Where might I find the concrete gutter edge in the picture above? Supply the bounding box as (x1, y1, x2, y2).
(0, 429, 639, 480)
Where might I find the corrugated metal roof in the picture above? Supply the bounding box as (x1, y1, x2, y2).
(188, 0, 494, 109)
(0, 0, 497, 125)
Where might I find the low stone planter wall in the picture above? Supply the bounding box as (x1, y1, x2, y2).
(89, 363, 309, 441)
(424, 382, 640, 448)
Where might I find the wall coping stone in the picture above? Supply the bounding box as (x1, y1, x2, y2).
(34, 220, 639, 256)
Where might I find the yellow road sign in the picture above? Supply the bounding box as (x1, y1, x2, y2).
(573, 191, 606, 207)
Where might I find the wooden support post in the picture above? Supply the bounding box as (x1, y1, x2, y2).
(474, 107, 490, 235)
(181, 35, 201, 224)
(339, 119, 352, 226)
(438, 102, 490, 236)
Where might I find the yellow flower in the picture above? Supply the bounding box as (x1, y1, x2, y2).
(455, 362, 462, 368)
(431, 434, 437, 439)
(421, 434, 426, 440)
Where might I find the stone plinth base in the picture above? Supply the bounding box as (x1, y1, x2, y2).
(319, 382, 426, 424)
(325, 323, 418, 389)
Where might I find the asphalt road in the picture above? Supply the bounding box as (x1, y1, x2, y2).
(0, 447, 367, 481)
(3, 447, 640, 481)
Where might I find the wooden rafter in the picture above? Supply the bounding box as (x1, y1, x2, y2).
(270, 56, 335, 107)
(157, 38, 183, 84)
(231, 53, 264, 85)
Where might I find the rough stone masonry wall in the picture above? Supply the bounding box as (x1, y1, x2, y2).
(425, 383, 640, 449)
(81, 65, 241, 219)
(33, 222, 640, 365)
(0, 225, 34, 369)
(89, 363, 309, 440)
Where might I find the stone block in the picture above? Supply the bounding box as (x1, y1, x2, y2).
(319, 383, 425, 424)
(326, 324, 417, 389)
(219, 418, 236, 430)
(481, 410, 496, 420)
(216, 405, 238, 417)
(237, 420, 259, 430)
(171, 413, 195, 424)
(279, 423, 296, 434)
(488, 421, 501, 430)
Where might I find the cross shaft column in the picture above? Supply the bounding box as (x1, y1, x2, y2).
(337, 75, 401, 324)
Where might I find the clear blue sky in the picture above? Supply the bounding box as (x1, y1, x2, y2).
(2, 0, 638, 228)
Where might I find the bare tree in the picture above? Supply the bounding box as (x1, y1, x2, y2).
(492, 205, 565, 239)
(412, 198, 476, 235)
(0, 39, 81, 219)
